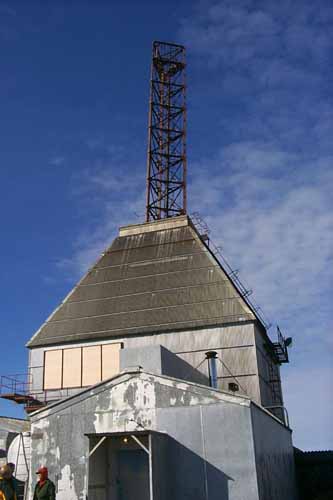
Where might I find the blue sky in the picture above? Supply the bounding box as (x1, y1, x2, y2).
(0, 0, 332, 451)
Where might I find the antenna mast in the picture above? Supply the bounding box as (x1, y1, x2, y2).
(146, 41, 187, 221)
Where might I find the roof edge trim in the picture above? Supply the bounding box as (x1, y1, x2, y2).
(119, 215, 190, 236)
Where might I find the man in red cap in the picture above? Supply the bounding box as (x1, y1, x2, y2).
(33, 467, 55, 500)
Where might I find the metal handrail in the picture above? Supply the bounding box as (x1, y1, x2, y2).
(0, 374, 31, 395)
(265, 405, 290, 427)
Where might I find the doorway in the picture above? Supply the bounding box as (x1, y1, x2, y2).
(117, 449, 149, 500)
(87, 433, 152, 500)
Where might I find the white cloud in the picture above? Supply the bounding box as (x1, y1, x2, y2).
(181, 0, 333, 70)
(180, 0, 333, 450)
(52, 0, 332, 450)
(181, 0, 333, 151)
(57, 162, 145, 277)
(189, 142, 333, 337)
(49, 156, 65, 167)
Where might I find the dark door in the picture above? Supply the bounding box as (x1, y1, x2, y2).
(117, 449, 150, 500)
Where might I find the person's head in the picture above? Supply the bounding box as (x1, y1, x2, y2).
(7, 463, 15, 475)
(0, 464, 12, 479)
(36, 466, 48, 482)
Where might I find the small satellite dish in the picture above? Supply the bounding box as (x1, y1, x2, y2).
(285, 337, 293, 348)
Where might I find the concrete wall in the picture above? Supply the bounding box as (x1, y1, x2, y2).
(29, 322, 263, 405)
(251, 404, 297, 500)
(156, 403, 259, 500)
(29, 371, 296, 500)
(120, 344, 209, 385)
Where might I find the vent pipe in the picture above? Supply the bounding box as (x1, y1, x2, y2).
(205, 351, 218, 388)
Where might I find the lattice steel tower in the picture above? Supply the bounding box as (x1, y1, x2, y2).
(146, 41, 187, 221)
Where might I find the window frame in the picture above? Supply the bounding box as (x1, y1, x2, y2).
(43, 349, 63, 390)
(43, 342, 122, 390)
(62, 346, 83, 389)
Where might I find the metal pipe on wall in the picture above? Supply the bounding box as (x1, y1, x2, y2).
(205, 351, 218, 388)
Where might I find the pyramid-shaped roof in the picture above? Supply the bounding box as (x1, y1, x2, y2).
(27, 216, 256, 347)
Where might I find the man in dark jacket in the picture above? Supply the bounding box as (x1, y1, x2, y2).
(6, 464, 18, 498)
(0, 464, 16, 500)
(33, 467, 55, 500)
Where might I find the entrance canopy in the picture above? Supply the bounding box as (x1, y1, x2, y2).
(86, 431, 167, 500)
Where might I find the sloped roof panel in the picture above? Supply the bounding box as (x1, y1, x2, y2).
(27, 217, 255, 347)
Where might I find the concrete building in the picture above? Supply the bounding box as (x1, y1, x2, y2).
(29, 358, 297, 500)
(27, 216, 287, 421)
(1, 40, 297, 500)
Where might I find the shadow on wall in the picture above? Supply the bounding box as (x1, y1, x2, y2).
(160, 346, 209, 386)
(88, 432, 233, 500)
(159, 435, 233, 500)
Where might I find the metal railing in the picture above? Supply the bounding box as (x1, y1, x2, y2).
(191, 212, 272, 330)
(265, 405, 290, 427)
(0, 374, 31, 396)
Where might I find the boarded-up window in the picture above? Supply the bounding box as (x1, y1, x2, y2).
(82, 346, 102, 386)
(102, 343, 121, 380)
(43, 343, 121, 390)
(44, 350, 62, 389)
(63, 348, 82, 387)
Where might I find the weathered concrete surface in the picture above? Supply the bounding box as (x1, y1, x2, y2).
(28, 322, 263, 405)
(251, 404, 298, 500)
(120, 344, 209, 385)
(29, 370, 296, 500)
